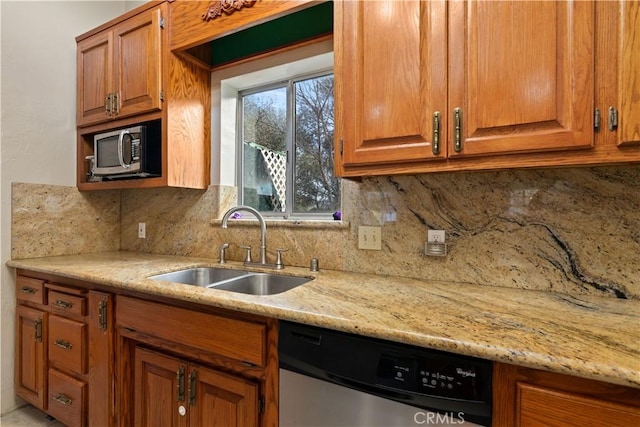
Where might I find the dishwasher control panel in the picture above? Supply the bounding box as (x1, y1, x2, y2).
(377, 354, 487, 401)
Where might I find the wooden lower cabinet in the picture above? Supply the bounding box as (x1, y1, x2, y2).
(134, 347, 258, 427)
(493, 363, 640, 426)
(116, 296, 278, 427)
(14, 272, 114, 427)
(15, 305, 46, 409)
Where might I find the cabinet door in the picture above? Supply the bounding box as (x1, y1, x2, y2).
(617, 0, 640, 146)
(188, 364, 259, 427)
(336, 0, 447, 168)
(517, 382, 640, 427)
(87, 291, 113, 427)
(112, 5, 163, 120)
(134, 347, 188, 427)
(448, 1, 594, 157)
(77, 31, 113, 126)
(15, 305, 46, 409)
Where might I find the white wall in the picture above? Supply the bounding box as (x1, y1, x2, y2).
(0, 1, 128, 414)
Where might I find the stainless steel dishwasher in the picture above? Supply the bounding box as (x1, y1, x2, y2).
(279, 321, 492, 427)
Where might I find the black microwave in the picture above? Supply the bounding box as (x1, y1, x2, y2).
(92, 125, 161, 178)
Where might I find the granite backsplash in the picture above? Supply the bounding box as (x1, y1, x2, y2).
(11, 165, 640, 299)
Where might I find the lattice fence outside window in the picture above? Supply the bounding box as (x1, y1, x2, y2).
(248, 142, 287, 211)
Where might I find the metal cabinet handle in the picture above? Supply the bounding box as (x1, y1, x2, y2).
(54, 393, 72, 406)
(53, 299, 73, 309)
(177, 365, 185, 402)
(54, 339, 73, 350)
(188, 370, 197, 406)
(432, 112, 441, 155)
(21, 287, 37, 294)
(453, 108, 463, 152)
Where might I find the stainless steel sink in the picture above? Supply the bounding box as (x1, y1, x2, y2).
(149, 267, 312, 295)
(149, 267, 249, 287)
(209, 273, 311, 295)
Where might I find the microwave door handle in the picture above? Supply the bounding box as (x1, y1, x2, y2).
(118, 130, 131, 168)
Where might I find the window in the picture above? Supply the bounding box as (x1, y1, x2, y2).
(237, 71, 340, 218)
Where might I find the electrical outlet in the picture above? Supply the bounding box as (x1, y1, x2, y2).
(138, 222, 146, 239)
(427, 229, 445, 243)
(358, 226, 382, 250)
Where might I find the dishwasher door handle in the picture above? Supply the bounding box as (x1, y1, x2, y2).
(289, 331, 322, 345)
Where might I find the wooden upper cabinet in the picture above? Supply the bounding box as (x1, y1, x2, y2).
(113, 7, 163, 120)
(337, 0, 447, 167)
(335, 0, 638, 177)
(77, 5, 164, 127)
(448, 1, 594, 157)
(617, 1, 640, 146)
(77, 32, 112, 126)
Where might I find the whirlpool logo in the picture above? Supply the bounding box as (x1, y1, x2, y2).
(413, 411, 466, 425)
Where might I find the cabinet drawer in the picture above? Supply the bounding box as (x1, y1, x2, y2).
(16, 276, 45, 305)
(49, 291, 86, 317)
(116, 296, 267, 366)
(48, 369, 86, 427)
(49, 315, 87, 375)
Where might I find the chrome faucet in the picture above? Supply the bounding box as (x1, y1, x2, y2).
(221, 205, 268, 265)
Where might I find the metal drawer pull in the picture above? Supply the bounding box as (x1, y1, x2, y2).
(54, 393, 72, 405)
(21, 287, 37, 294)
(54, 339, 73, 350)
(53, 299, 73, 309)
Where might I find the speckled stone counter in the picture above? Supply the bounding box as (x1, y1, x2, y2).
(7, 251, 640, 389)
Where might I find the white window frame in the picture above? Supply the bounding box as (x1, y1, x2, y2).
(236, 69, 336, 219)
(212, 43, 338, 221)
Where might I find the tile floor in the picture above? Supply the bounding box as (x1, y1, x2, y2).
(0, 405, 63, 427)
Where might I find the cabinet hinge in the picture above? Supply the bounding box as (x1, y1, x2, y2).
(98, 298, 108, 331)
(339, 138, 344, 157)
(34, 317, 43, 342)
(608, 107, 618, 131)
(259, 397, 265, 414)
(160, 17, 165, 29)
(594, 108, 601, 132)
(160, 90, 165, 102)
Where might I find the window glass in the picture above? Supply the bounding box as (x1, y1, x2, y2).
(294, 74, 339, 214)
(241, 87, 287, 212)
(239, 73, 339, 218)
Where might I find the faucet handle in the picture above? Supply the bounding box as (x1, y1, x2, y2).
(218, 242, 229, 264)
(239, 245, 253, 263)
(275, 248, 288, 270)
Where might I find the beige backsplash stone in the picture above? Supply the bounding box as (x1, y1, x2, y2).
(11, 165, 640, 299)
(11, 182, 120, 259)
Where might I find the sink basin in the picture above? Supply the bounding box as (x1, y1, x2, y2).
(149, 267, 248, 287)
(149, 267, 312, 295)
(209, 273, 311, 295)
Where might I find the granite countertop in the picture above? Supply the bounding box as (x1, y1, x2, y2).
(8, 251, 640, 389)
